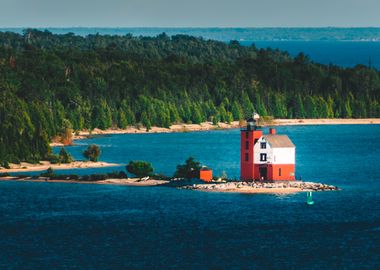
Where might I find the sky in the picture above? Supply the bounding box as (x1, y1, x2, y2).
(1, 0, 380, 28)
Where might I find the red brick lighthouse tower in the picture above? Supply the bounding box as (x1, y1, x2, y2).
(240, 113, 262, 180)
(240, 113, 296, 181)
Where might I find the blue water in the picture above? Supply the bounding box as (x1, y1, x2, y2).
(1, 125, 380, 269)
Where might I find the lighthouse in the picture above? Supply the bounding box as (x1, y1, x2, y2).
(240, 114, 296, 181)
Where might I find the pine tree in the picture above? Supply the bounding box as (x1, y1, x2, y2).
(140, 111, 152, 131)
(241, 92, 255, 118)
(59, 147, 73, 163)
(231, 101, 243, 120)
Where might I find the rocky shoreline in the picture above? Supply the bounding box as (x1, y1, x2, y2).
(0, 175, 339, 194)
(181, 181, 339, 193)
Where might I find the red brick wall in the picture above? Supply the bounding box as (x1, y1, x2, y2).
(240, 129, 262, 180)
(269, 164, 295, 181)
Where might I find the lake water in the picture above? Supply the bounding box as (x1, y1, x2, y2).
(1, 125, 380, 269)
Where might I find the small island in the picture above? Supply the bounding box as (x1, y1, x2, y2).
(181, 181, 339, 194)
(0, 157, 339, 195)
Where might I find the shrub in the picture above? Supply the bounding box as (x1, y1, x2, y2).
(90, 174, 107, 181)
(83, 144, 101, 162)
(126, 161, 154, 179)
(46, 153, 60, 164)
(106, 171, 128, 179)
(2, 161, 10, 169)
(41, 167, 55, 178)
(152, 173, 170, 180)
(59, 147, 73, 163)
(174, 157, 201, 179)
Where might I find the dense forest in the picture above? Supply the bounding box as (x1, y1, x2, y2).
(0, 29, 379, 163)
(3, 27, 380, 41)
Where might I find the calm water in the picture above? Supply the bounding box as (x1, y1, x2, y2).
(1, 125, 380, 269)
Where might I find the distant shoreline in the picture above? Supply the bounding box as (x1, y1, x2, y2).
(267, 118, 380, 126)
(0, 161, 120, 173)
(49, 118, 380, 146)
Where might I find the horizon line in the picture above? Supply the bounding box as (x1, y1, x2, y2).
(1, 26, 380, 29)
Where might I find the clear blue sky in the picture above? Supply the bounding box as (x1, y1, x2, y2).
(1, 0, 380, 27)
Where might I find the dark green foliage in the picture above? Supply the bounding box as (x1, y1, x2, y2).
(41, 167, 54, 178)
(59, 147, 73, 163)
(0, 30, 379, 163)
(2, 161, 10, 169)
(46, 153, 60, 164)
(36, 170, 127, 182)
(81, 171, 127, 181)
(83, 145, 101, 162)
(126, 161, 154, 178)
(105, 171, 128, 179)
(174, 157, 202, 179)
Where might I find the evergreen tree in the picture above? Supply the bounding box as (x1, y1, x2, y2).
(294, 93, 306, 118)
(83, 144, 101, 162)
(140, 111, 152, 131)
(231, 101, 243, 120)
(241, 92, 255, 118)
(59, 147, 73, 163)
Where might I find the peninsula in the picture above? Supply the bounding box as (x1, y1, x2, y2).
(1, 30, 379, 166)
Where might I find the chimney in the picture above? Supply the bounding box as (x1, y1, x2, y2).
(269, 128, 276, 135)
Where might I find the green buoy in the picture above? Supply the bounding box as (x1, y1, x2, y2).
(306, 191, 314, 205)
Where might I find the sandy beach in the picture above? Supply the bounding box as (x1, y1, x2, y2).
(268, 118, 380, 126)
(49, 118, 380, 146)
(0, 161, 120, 173)
(72, 121, 240, 140)
(0, 177, 169, 187)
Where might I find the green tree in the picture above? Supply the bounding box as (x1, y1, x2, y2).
(126, 161, 154, 179)
(118, 108, 128, 129)
(294, 93, 306, 118)
(140, 111, 152, 131)
(231, 101, 243, 120)
(59, 147, 73, 163)
(174, 157, 201, 179)
(241, 92, 255, 119)
(83, 144, 101, 162)
(191, 105, 203, 124)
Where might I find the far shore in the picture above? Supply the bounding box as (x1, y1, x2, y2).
(50, 118, 380, 146)
(0, 161, 120, 173)
(268, 118, 380, 126)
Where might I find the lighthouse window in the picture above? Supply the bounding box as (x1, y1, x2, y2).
(279, 168, 282, 176)
(245, 141, 249, 149)
(260, 142, 266, 149)
(260, 153, 267, 161)
(245, 153, 249, 161)
(245, 132, 249, 139)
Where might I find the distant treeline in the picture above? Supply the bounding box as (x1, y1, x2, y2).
(0, 29, 379, 163)
(2, 27, 380, 41)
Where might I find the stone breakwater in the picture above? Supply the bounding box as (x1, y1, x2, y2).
(181, 181, 339, 193)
